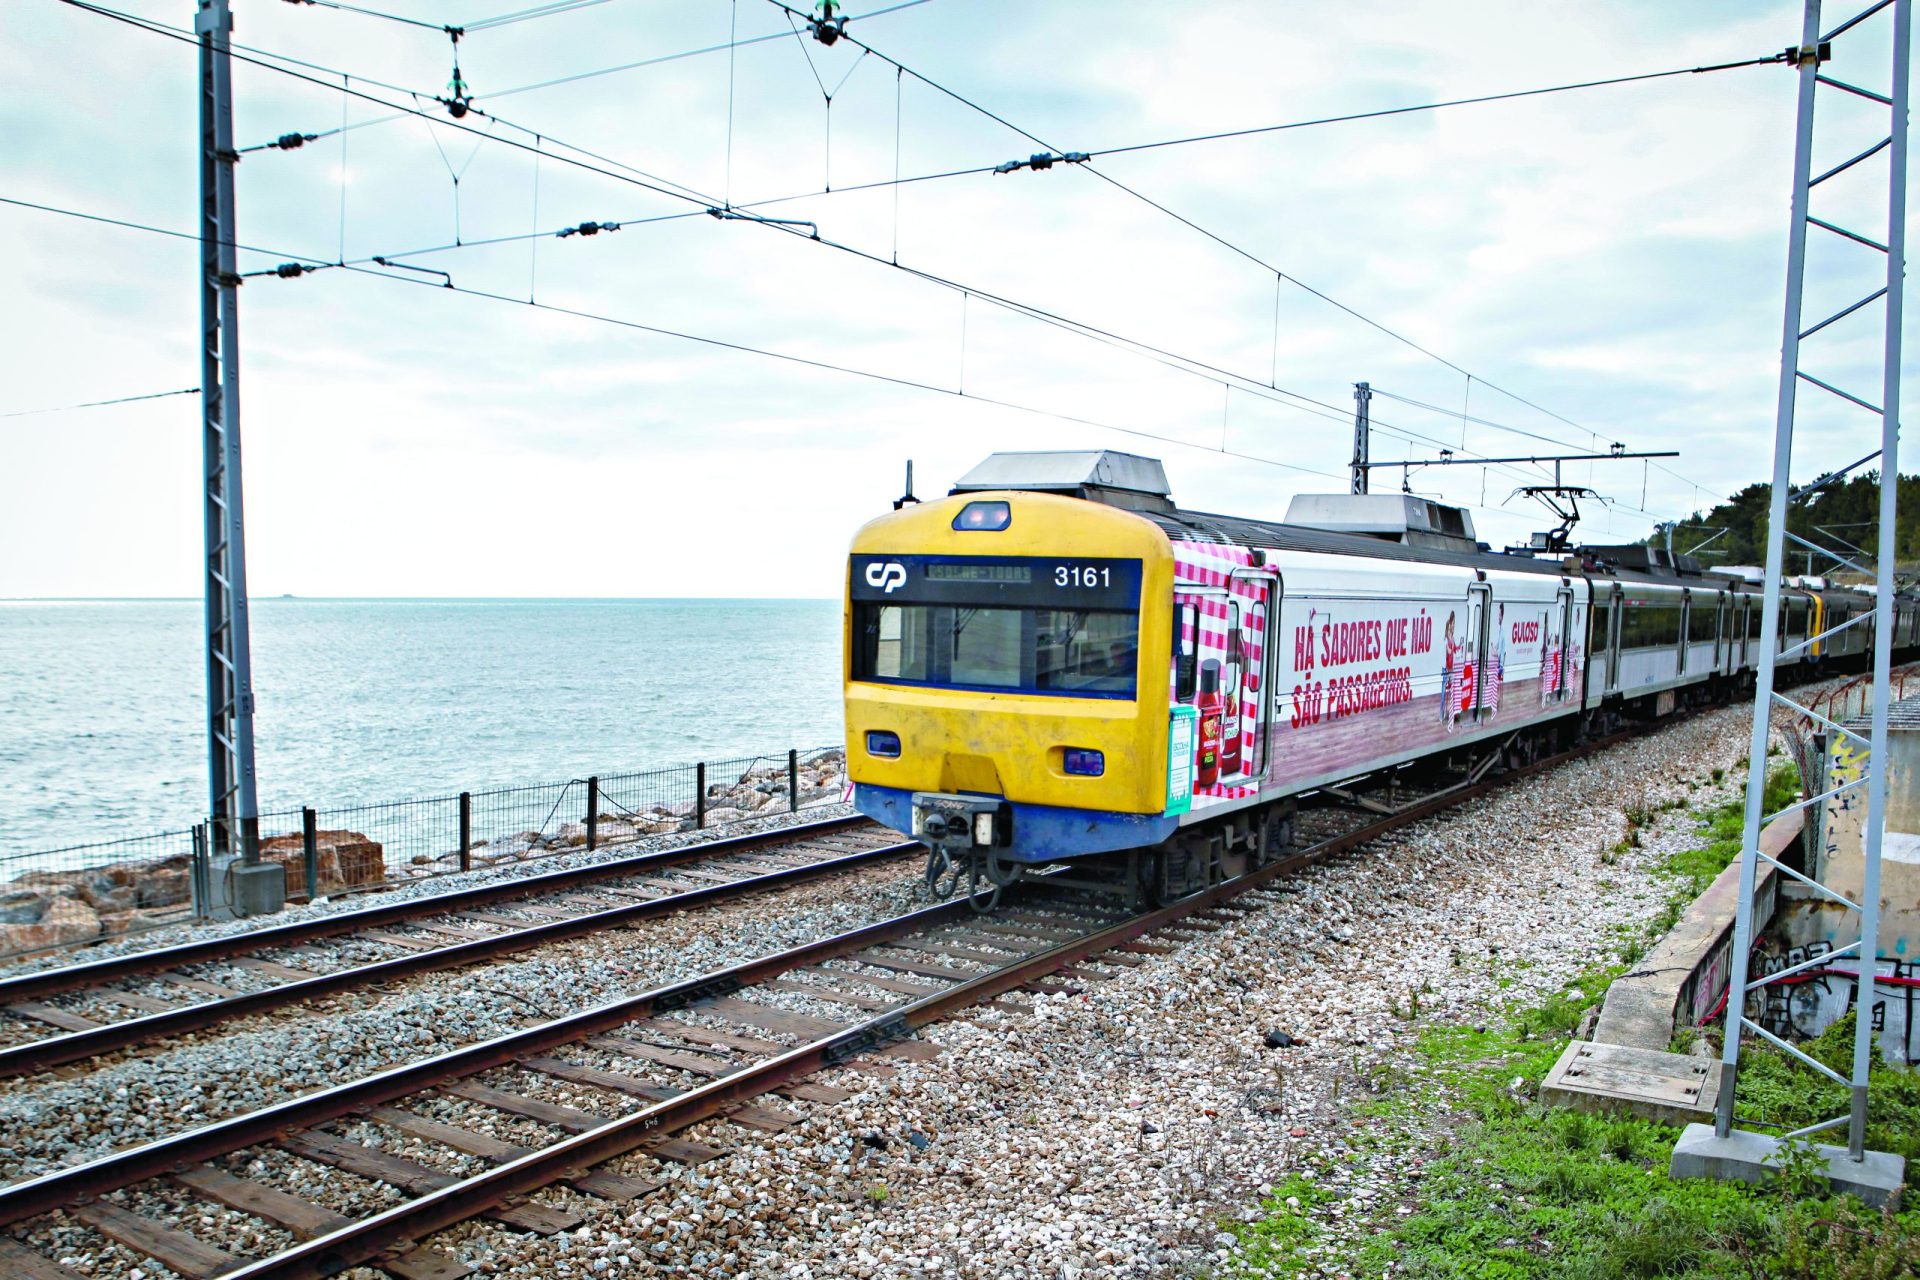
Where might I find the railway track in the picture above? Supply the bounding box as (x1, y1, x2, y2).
(0, 815, 912, 1079)
(0, 732, 1618, 1280)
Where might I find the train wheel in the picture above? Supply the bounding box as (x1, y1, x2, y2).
(1139, 844, 1197, 907)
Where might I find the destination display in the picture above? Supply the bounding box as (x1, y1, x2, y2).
(849, 554, 1141, 610)
(926, 563, 1033, 585)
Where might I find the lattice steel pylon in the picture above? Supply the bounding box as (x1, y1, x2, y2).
(1707, 0, 1908, 1174)
(198, 0, 261, 879)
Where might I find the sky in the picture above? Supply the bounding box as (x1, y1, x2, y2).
(2, 0, 1913, 598)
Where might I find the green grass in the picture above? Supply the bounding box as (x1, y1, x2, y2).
(1227, 778, 1920, 1280)
(1230, 1174, 1335, 1276)
(1652, 765, 1802, 903)
(1229, 985, 1920, 1279)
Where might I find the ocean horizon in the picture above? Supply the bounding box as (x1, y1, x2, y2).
(1, 597, 846, 856)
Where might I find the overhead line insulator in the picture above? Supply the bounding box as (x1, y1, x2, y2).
(994, 151, 1091, 175)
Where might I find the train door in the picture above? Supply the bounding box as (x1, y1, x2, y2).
(1465, 582, 1493, 722)
(1543, 583, 1574, 703)
(1173, 575, 1274, 788)
(1715, 592, 1730, 675)
(1678, 591, 1691, 676)
(1227, 568, 1279, 780)
(1605, 584, 1624, 693)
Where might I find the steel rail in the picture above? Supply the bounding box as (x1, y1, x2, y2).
(0, 814, 878, 1003)
(0, 838, 916, 1078)
(220, 739, 1600, 1280)
(0, 894, 989, 1228)
(0, 724, 1620, 1270)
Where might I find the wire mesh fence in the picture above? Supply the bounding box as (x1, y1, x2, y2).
(1, 743, 848, 960)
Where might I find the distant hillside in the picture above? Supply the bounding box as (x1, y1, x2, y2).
(1646, 472, 1920, 573)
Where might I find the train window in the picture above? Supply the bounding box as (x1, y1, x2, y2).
(852, 603, 1139, 697)
(1618, 603, 1683, 649)
(1749, 602, 1764, 639)
(1175, 602, 1199, 702)
(863, 603, 929, 681)
(1687, 603, 1716, 645)
(1592, 599, 1613, 652)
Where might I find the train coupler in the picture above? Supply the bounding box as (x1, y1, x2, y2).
(911, 792, 1014, 909)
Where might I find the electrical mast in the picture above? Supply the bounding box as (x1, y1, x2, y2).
(1672, 0, 1908, 1201)
(197, 0, 271, 914)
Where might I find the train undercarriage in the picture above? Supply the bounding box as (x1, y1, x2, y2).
(915, 666, 1786, 913)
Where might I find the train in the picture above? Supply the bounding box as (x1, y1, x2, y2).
(842, 450, 1920, 907)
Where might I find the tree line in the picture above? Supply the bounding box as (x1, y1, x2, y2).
(1643, 471, 1920, 573)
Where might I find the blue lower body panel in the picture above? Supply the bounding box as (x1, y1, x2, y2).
(854, 783, 1178, 863)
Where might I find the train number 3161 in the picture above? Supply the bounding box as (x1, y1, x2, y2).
(1055, 565, 1112, 588)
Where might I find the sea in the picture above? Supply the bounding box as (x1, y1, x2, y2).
(0, 599, 844, 858)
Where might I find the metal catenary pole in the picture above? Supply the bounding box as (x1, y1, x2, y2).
(1713, 0, 1823, 1138)
(1712, 0, 1908, 1161)
(197, 0, 261, 876)
(1852, 0, 1907, 1158)
(1350, 381, 1371, 495)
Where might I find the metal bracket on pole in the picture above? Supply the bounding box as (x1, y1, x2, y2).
(1674, 0, 1908, 1201)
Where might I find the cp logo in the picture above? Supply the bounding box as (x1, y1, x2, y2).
(865, 562, 907, 593)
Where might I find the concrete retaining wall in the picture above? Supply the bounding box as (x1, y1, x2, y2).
(1592, 810, 1800, 1052)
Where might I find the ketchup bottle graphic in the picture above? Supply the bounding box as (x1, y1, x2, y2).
(1196, 659, 1224, 787)
(1220, 627, 1245, 776)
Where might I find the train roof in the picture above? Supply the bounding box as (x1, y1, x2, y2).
(952, 449, 1904, 600)
(1135, 504, 1762, 592)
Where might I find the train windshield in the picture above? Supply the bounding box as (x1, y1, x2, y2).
(853, 603, 1139, 697)
(848, 554, 1143, 698)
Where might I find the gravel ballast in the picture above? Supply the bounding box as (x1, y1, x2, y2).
(1, 693, 1841, 1278)
(400, 699, 1788, 1280)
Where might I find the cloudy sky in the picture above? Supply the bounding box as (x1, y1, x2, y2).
(3, 0, 1911, 598)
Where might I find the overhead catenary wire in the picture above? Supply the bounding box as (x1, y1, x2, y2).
(0, 194, 1387, 495)
(37, 7, 1666, 517)
(1369, 386, 1614, 455)
(465, 0, 617, 32)
(279, 0, 451, 34)
(2, 387, 200, 418)
(59, 0, 733, 210)
(1083, 55, 1788, 162)
(141, 0, 1773, 514)
(752, 0, 1753, 502)
(1372, 385, 1723, 509)
(47, 0, 1541, 480)
(45, 4, 1700, 526)
(2, 190, 1679, 532)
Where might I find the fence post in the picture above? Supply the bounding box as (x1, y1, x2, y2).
(458, 792, 472, 873)
(586, 776, 600, 851)
(301, 807, 319, 902)
(789, 749, 799, 813)
(190, 822, 210, 917)
(696, 762, 707, 830)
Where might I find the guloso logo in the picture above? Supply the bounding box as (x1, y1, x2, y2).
(865, 562, 907, 593)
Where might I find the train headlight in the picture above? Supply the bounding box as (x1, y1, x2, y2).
(1062, 748, 1105, 777)
(866, 730, 901, 758)
(952, 500, 1012, 531)
(973, 812, 995, 845)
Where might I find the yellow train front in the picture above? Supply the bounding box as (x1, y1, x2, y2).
(843, 467, 1180, 901)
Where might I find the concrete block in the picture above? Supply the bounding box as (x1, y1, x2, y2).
(231, 861, 286, 918)
(1670, 1122, 1905, 1209)
(1541, 1041, 1718, 1126)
